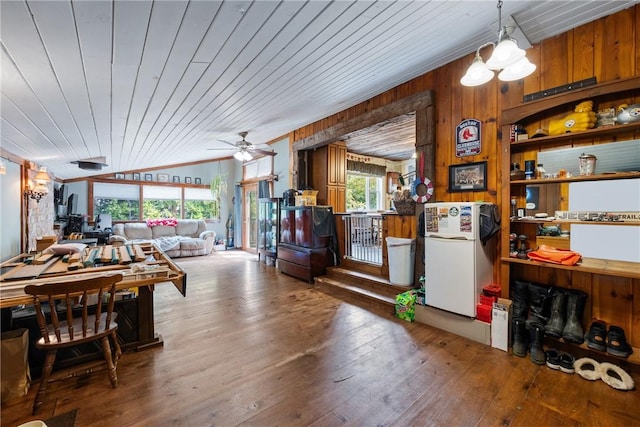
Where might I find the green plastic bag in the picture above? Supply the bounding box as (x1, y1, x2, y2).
(395, 290, 417, 322)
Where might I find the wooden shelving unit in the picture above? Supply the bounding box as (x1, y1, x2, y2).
(500, 76, 640, 365)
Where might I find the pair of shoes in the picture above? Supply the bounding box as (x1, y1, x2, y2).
(545, 289, 588, 344)
(584, 320, 606, 351)
(585, 320, 634, 358)
(574, 357, 635, 391)
(545, 348, 575, 373)
(607, 326, 634, 358)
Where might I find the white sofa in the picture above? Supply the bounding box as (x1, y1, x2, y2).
(109, 220, 216, 257)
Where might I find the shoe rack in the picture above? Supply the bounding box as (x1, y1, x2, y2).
(499, 76, 640, 366)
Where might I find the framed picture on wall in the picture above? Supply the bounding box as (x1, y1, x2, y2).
(114, 173, 125, 180)
(157, 173, 170, 182)
(448, 161, 487, 192)
(194, 177, 201, 184)
(132, 172, 141, 181)
(172, 175, 180, 183)
(144, 173, 153, 181)
(185, 177, 192, 184)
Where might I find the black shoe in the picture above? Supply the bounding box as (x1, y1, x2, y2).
(558, 352, 575, 374)
(512, 318, 528, 358)
(526, 283, 553, 330)
(561, 290, 587, 344)
(545, 289, 566, 337)
(606, 325, 634, 358)
(529, 325, 546, 365)
(584, 320, 607, 351)
(545, 348, 561, 370)
(511, 280, 530, 321)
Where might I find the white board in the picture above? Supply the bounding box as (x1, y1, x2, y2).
(571, 224, 640, 263)
(569, 179, 640, 211)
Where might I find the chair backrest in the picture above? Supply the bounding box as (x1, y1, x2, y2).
(24, 273, 124, 345)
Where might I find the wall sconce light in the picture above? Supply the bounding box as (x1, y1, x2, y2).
(25, 166, 51, 202)
(460, 0, 536, 87)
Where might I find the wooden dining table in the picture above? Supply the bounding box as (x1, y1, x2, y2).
(0, 242, 186, 350)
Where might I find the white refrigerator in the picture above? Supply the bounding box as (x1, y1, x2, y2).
(424, 202, 494, 318)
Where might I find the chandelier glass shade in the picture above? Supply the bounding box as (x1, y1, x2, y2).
(498, 56, 536, 81)
(460, 51, 495, 87)
(460, 1, 535, 87)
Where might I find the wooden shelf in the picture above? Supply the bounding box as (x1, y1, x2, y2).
(511, 219, 639, 227)
(501, 257, 640, 279)
(500, 77, 640, 360)
(501, 76, 640, 125)
(510, 171, 640, 185)
(509, 122, 640, 151)
(545, 336, 640, 367)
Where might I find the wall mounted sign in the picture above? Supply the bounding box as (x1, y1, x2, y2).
(455, 119, 481, 157)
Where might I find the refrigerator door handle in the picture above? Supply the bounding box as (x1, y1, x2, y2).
(427, 235, 469, 241)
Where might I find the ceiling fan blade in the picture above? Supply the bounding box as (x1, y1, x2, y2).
(253, 148, 277, 156)
(206, 139, 240, 150)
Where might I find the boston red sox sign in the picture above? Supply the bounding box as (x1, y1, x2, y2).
(455, 119, 481, 157)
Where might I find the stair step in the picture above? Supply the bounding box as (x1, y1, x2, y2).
(325, 268, 413, 298)
(315, 276, 396, 316)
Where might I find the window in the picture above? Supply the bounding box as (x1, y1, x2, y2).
(93, 183, 140, 220)
(243, 156, 273, 180)
(184, 187, 220, 220)
(143, 186, 181, 219)
(346, 173, 383, 211)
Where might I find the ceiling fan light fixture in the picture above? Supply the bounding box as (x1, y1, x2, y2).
(234, 150, 252, 162)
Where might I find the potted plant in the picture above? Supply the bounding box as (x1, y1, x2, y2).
(210, 171, 227, 220)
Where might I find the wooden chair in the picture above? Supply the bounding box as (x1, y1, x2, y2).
(23, 273, 124, 415)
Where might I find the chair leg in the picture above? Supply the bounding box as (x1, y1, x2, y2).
(100, 336, 118, 388)
(33, 350, 57, 415)
(110, 331, 122, 365)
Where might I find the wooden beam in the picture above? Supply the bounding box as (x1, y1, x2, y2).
(293, 90, 434, 151)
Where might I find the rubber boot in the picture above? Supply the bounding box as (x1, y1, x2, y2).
(561, 290, 588, 344)
(510, 280, 529, 321)
(529, 324, 546, 365)
(526, 283, 553, 330)
(512, 318, 528, 358)
(544, 288, 566, 337)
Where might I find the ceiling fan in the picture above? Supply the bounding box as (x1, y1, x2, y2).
(208, 131, 276, 161)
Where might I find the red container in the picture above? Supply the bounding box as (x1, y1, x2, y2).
(483, 283, 502, 299)
(476, 303, 492, 323)
(479, 294, 496, 306)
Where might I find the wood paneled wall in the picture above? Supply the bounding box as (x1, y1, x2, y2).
(293, 5, 638, 198)
(292, 5, 640, 287)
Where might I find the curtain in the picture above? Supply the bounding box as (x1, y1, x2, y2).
(347, 160, 386, 176)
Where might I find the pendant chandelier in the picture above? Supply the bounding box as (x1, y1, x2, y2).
(460, 0, 535, 87)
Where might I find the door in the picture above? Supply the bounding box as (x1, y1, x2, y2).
(242, 183, 258, 253)
(425, 237, 477, 317)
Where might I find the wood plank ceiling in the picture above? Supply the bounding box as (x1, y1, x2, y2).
(1, 0, 635, 179)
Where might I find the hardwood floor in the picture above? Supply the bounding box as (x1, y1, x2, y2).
(2, 251, 638, 426)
